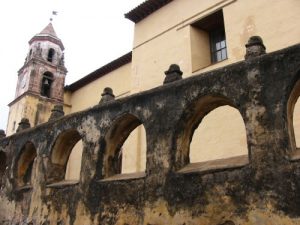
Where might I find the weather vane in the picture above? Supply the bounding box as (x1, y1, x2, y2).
(50, 11, 58, 22)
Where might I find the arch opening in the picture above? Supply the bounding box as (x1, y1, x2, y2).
(49, 129, 83, 183)
(294, 98, 300, 148)
(65, 140, 83, 180)
(176, 95, 248, 173)
(287, 78, 300, 155)
(15, 142, 37, 187)
(190, 105, 248, 162)
(0, 151, 6, 186)
(103, 114, 146, 179)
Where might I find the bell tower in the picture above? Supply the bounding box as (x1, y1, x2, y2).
(7, 23, 67, 135)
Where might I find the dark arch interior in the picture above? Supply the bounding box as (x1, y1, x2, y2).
(0, 151, 6, 186)
(16, 142, 37, 186)
(287, 78, 300, 151)
(103, 114, 142, 178)
(48, 129, 82, 183)
(51, 129, 81, 166)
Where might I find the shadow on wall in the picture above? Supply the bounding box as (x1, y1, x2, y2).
(47, 129, 82, 184)
(14, 142, 37, 188)
(101, 113, 147, 180)
(0, 151, 6, 186)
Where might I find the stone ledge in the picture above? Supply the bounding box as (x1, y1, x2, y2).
(289, 149, 300, 161)
(46, 180, 79, 188)
(177, 155, 249, 174)
(98, 171, 146, 182)
(16, 184, 32, 192)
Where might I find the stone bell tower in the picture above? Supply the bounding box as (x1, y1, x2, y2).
(6, 23, 67, 135)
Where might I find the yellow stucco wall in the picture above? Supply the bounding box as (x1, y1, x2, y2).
(7, 98, 27, 136)
(7, 95, 55, 136)
(64, 0, 300, 178)
(131, 0, 300, 91)
(65, 140, 83, 180)
(122, 125, 147, 174)
(67, 63, 131, 114)
(190, 106, 248, 162)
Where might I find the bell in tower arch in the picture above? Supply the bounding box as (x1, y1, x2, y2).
(41, 73, 53, 98)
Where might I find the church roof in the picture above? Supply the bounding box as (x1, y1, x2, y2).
(65, 52, 132, 92)
(29, 23, 64, 50)
(125, 0, 173, 23)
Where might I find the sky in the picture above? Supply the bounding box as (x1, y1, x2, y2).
(0, 0, 144, 132)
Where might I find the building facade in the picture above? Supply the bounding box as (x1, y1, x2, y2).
(62, 0, 300, 179)
(1, 0, 300, 224)
(0, 41, 300, 224)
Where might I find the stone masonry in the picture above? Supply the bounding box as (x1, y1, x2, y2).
(0, 43, 300, 224)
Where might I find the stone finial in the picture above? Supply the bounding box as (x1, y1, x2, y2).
(59, 53, 65, 66)
(99, 87, 115, 104)
(48, 104, 65, 122)
(245, 36, 266, 60)
(219, 221, 235, 225)
(163, 64, 183, 84)
(0, 130, 6, 138)
(16, 118, 31, 133)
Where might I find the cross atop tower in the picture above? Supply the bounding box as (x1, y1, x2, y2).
(50, 11, 58, 22)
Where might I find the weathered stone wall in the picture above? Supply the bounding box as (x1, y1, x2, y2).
(0, 43, 300, 224)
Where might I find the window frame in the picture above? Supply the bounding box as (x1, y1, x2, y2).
(190, 9, 228, 71)
(210, 28, 227, 63)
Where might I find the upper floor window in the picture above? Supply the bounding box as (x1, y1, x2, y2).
(190, 10, 227, 72)
(47, 48, 55, 62)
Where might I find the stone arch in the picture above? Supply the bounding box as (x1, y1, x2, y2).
(175, 95, 248, 171)
(287, 76, 300, 153)
(102, 113, 147, 178)
(15, 142, 37, 187)
(0, 151, 6, 186)
(219, 221, 235, 225)
(49, 129, 83, 182)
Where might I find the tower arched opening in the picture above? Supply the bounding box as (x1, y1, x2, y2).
(47, 48, 55, 62)
(41, 71, 53, 98)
